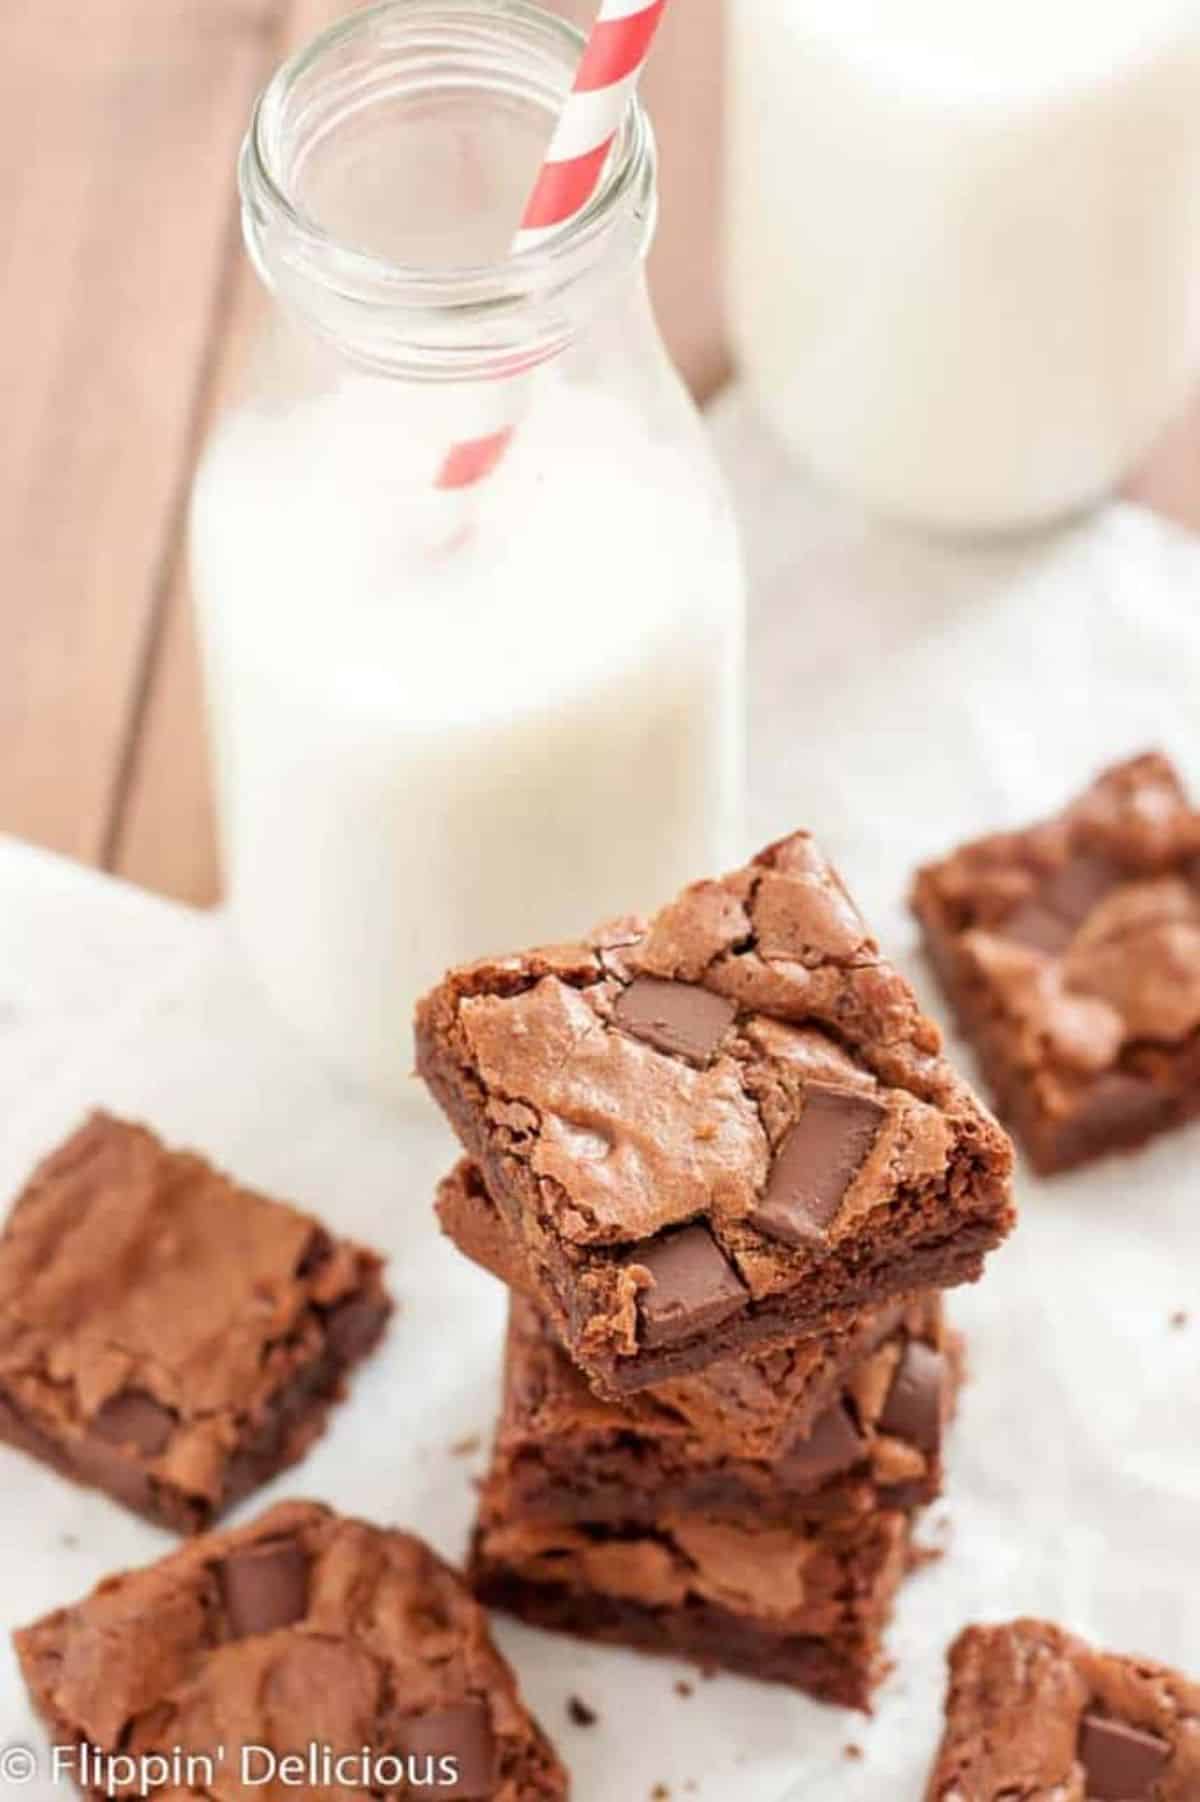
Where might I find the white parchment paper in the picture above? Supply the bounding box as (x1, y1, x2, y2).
(0, 390, 1198, 1800)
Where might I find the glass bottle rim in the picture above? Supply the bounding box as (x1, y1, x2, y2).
(240, 0, 658, 363)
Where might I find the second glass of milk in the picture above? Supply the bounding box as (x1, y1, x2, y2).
(191, 1, 745, 1102)
(725, 0, 1200, 532)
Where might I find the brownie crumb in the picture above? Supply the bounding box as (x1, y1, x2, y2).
(1170, 1310, 1190, 1330)
(674, 1679, 694, 1699)
(844, 1744, 863, 1761)
(450, 1433, 482, 1457)
(567, 1696, 598, 1728)
(650, 1786, 670, 1800)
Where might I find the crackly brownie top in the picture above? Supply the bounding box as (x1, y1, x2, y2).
(16, 1501, 565, 1801)
(913, 753, 1200, 1077)
(423, 832, 1012, 1319)
(0, 1114, 384, 1505)
(501, 1294, 952, 1495)
(929, 1620, 1200, 1801)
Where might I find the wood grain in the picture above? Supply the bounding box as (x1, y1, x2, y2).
(110, 0, 366, 904)
(0, 0, 283, 870)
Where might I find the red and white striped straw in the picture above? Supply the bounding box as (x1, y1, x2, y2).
(437, 0, 669, 491)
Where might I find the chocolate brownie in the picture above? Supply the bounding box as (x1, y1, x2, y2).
(0, 1114, 391, 1531)
(15, 1500, 567, 1802)
(912, 752, 1200, 1173)
(437, 1156, 927, 1460)
(926, 1620, 1200, 1800)
(484, 1292, 958, 1527)
(416, 831, 1014, 1393)
(472, 1503, 912, 1711)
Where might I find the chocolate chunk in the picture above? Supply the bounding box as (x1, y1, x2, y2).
(393, 1700, 497, 1799)
(614, 977, 736, 1065)
(1001, 899, 1077, 955)
(1063, 1072, 1165, 1149)
(69, 1436, 160, 1519)
(878, 1342, 945, 1455)
(633, 1224, 748, 1349)
(218, 1536, 309, 1639)
(91, 1391, 175, 1456)
(1078, 1712, 1171, 1800)
(295, 1228, 333, 1278)
(778, 1403, 866, 1486)
(324, 1293, 390, 1364)
(1041, 852, 1121, 925)
(1003, 853, 1121, 951)
(750, 1086, 886, 1249)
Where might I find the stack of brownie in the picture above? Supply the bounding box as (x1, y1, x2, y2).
(416, 830, 1017, 1708)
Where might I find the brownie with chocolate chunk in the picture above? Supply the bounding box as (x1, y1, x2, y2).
(926, 1620, 1200, 1800)
(0, 1114, 391, 1531)
(416, 832, 1014, 1394)
(485, 1291, 958, 1528)
(437, 1157, 926, 1461)
(913, 752, 1200, 1173)
(15, 1500, 567, 1802)
(472, 1497, 913, 1712)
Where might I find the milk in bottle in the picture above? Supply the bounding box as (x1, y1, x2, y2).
(191, 2, 746, 1100)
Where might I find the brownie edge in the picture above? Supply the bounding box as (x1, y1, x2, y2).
(470, 1507, 912, 1712)
(485, 1290, 961, 1527)
(436, 1154, 944, 1462)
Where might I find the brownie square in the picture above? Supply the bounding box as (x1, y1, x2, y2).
(417, 831, 1014, 1393)
(15, 1499, 568, 1802)
(471, 1499, 913, 1712)
(437, 1156, 930, 1461)
(912, 751, 1200, 1173)
(0, 1113, 391, 1531)
(486, 1290, 959, 1528)
(926, 1620, 1200, 1800)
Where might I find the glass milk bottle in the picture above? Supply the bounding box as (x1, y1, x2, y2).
(191, 0, 745, 1102)
(725, 0, 1200, 532)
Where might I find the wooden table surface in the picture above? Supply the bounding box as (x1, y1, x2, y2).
(2, 0, 1197, 909)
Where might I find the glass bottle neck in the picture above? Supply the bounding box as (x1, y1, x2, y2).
(239, 0, 658, 382)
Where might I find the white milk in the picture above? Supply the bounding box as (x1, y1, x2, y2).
(725, 0, 1200, 530)
(191, 371, 744, 1099)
